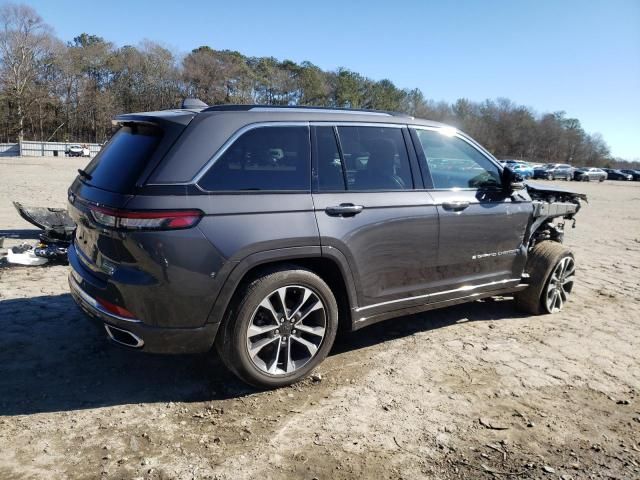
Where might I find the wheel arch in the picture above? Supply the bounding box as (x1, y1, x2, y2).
(207, 246, 358, 333)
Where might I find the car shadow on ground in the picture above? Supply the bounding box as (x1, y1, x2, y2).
(333, 297, 527, 355)
(0, 293, 528, 416)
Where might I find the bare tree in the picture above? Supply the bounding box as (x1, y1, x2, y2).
(0, 3, 53, 141)
(0, 3, 622, 167)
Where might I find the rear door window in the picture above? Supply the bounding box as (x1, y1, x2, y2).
(83, 124, 162, 193)
(198, 126, 311, 191)
(313, 126, 345, 191)
(336, 126, 413, 190)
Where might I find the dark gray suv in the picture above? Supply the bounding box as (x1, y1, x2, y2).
(68, 103, 585, 388)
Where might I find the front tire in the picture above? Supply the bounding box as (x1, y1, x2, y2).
(216, 267, 338, 388)
(514, 242, 575, 315)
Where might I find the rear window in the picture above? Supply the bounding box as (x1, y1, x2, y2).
(83, 124, 162, 193)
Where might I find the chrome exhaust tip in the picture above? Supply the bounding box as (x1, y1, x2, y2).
(104, 324, 144, 348)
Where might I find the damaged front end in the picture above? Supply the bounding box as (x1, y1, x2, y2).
(523, 182, 587, 249)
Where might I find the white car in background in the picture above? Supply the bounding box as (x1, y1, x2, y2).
(65, 145, 90, 157)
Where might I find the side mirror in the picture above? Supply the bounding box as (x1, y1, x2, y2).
(502, 167, 525, 192)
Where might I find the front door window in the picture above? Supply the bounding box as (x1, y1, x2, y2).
(414, 129, 501, 190)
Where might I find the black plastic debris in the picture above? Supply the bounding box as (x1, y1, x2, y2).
(11, 202, 75, 264)
(13, 202, 75, 238)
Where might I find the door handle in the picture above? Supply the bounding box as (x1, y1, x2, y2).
(442, 201, 470, 212)
(325, 203, 364, 217)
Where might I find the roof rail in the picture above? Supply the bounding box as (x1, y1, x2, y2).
(201, 104, 413, 118)
(249, 106, 392, 116)
(181, 98, 208, 109)
(201, 104, 254, 112)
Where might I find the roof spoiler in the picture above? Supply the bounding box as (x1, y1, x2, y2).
(181, 98, 208, 109)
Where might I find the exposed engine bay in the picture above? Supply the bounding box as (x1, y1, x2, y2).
(523, 182, 587, 249)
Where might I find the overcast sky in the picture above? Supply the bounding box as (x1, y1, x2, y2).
(25, 0, 640, 159)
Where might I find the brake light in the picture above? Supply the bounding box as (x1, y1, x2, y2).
(96, 296, 137, 319)
(89, 206, 203, 230)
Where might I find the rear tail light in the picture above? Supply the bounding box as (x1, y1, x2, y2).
(89, 205, 203, 231)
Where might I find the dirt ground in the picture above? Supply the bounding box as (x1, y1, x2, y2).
(0, 157, 639, 480)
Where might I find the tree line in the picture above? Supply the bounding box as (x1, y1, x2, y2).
(0, 3, 632, 168)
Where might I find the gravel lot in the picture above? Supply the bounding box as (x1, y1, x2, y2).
(1, 157, 639, 479)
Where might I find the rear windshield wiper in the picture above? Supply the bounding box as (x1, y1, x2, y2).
(77, 169, 93, 181)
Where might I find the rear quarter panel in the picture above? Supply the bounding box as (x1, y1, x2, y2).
(127, 192, 321, 324)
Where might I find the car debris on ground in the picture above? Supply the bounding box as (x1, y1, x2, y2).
(6, 243, 49, 266)
(3, 202, 74, 266)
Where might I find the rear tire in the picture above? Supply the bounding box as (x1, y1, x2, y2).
(514, 241, 575, 315)
(215, 266, 338, 388)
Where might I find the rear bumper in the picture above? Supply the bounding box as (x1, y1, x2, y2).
(68, 272, 219, 354)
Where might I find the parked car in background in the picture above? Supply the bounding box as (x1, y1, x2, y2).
(602, 168, 632, 181)
(533, 163, 574, 180)
(620, 169, 640, 181)
(573, 167, 607, 182)
(501, 159, 534, 179)
(65, 144, 90, 157)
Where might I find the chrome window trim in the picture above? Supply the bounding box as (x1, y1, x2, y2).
(190, 121, 407, 190)
(148, 121, 485, 188)
(310, 121, 404, 128)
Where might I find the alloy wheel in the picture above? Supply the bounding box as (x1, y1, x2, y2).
(544, 257, 575, 313)
(245, 285, 327, 375)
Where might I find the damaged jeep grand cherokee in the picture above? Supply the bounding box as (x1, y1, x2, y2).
(67, 102, 586, 388)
